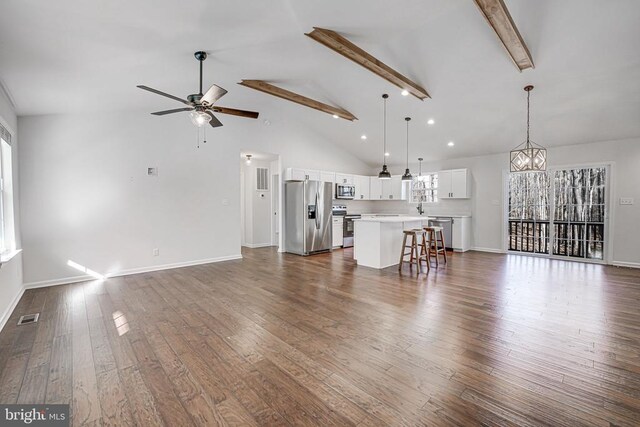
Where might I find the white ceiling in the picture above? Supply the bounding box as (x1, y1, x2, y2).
(1, 0, 639, 167)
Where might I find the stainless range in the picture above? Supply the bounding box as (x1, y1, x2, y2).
(342, 214, 361, 248)
(330, 206, 360, 248)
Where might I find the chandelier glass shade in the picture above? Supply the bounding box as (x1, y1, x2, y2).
(510, 85, 546, 173)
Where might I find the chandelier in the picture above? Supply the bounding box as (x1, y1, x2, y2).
(510, 85, 546, 172)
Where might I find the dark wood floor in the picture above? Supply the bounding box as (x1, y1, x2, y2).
(1, 248, 640, 426)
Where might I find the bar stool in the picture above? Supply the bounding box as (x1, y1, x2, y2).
(399, 229, 429, 273)
(424, 226, 447, 267)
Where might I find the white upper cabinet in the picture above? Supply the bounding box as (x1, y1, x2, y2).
(438, 168, 470, 199)
(284, 168, 320, 181)
(354, 175, 370, 200)
(319, 171, 335, 184)
(388, 176, 402, 200)
(335, 173, 354, 185)
(369, 176, 382, 200)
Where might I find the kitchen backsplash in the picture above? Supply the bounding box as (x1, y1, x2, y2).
(337, 199, 472, 216)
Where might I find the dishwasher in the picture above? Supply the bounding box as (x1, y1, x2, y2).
(428, 217, 453, 250)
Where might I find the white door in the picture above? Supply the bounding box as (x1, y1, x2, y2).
(271, 174, 279, 246)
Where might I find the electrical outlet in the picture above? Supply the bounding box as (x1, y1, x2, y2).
(620, 197, 634, 205)
(147, 167, 158, 176)
(153, 248, 159, 256)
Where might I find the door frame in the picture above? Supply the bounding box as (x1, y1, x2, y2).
(502, 161, 615, 265)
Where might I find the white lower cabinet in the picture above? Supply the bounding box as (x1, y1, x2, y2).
(332, 217, 343, 247)
(451, 217, 471, 252)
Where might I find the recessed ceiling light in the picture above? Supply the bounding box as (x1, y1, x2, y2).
(401, 89, 409, 96)
(427, 118, 435, 125)
(385, 152, 390, 156)
(263, 119, 271, 126)
(332, 114, 339, 119)
(361, 134, 367, 140)
(448, 141, 455, 147)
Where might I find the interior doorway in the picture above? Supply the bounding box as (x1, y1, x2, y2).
(240, 150, 281, 250)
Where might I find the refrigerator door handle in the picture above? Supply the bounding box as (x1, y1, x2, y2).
(315, 192, 320, 229)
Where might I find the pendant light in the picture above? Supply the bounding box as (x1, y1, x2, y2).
(418, 157, 423, 176)
(402, 117, 412, 180)
(378, 94, 391, 180)
(510, 85, 547, 172)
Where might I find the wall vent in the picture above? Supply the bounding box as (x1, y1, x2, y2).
(17, 313, 39, 325)
(256, 168, 269, 191)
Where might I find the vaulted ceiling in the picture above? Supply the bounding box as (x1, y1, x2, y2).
(1, 0, 639, 166)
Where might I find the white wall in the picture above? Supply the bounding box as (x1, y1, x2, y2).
(0, 87, 23, 329)
(352, 138, 640, 266)
(18, 110, 371, 285)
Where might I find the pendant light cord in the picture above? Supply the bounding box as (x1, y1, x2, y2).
(383, 96, 387, 164)
(526, 89, 530, 144)
(406, 119, 409, 168)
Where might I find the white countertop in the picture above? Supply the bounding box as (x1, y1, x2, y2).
(355, 213, 471, 218)
(354, 216, 430, 223)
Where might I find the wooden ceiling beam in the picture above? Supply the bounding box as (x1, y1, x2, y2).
(305, 27, 430, 100)
(473, 0, 534, 71)
(238, 80, 357, 121)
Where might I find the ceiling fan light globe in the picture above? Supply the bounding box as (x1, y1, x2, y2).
(190, 110, 211, 127)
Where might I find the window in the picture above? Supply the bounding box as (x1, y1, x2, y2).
(410, 172, 438, 203)
(507, 165, 608, 262)
(0, 123, 15, 255)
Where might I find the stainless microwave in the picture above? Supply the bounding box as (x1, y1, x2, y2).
(335, 183, 355, 199)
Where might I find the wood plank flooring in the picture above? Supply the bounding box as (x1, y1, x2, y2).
(1, 248, 640, 426)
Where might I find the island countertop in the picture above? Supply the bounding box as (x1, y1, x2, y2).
(353, 216, 431, 223)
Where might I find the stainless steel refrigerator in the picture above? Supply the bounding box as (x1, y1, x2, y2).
(285, 180, 332, 255)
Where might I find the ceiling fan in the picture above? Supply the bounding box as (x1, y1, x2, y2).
(137, 51, 259, 128)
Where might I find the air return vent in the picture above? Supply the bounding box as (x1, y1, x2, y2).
(17, 313, 39, 325)
(256, 168, 269, 191)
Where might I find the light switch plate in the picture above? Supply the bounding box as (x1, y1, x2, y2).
(620, 197, 634, 205)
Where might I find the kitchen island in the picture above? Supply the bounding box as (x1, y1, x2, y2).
(353, 216, 431, 269)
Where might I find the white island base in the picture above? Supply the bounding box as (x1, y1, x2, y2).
(353, 217, 430, 269)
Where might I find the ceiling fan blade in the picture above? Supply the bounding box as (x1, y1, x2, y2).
(201, 84, 228, 105)
(206, 111, 223, 128)
(151, 107, 194, 116)
(211, 106, 259, 119)
(137, 85, 191, 105)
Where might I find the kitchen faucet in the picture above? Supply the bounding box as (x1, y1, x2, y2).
(416, 202, 424, 215)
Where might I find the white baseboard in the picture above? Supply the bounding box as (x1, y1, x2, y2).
(242, 243, 275, 249)
(611, 260, 640, 269)
(471, 247, 506, 254)
(0, 286, 25, 332)
(23, 254, 243, 289)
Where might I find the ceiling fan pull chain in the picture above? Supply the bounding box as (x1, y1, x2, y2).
(204, 126, 207, 144)
(197, 127, 200, 149)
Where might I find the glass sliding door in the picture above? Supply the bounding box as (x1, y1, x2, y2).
(507, 165, 608, 263)
(552, 167, 606, 260)
(508, 172, 550, 254)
